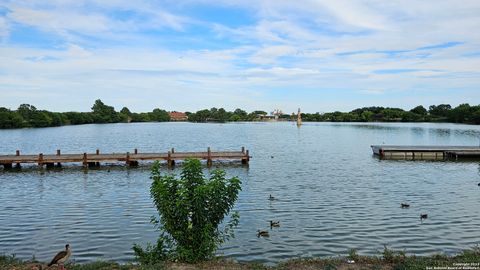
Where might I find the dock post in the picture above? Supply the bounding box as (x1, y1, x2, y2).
(38, 153, 44, 167)
(3, 163, 13, 169)
(170, 147, 175, 167)
(95, 149, 100, 166)
(242, 150, 250, 165)
(56, 149, 62, 167)
(241, 146, 245, 153)
(167, 151, 173, 168)
(15, 150, 21, 167)
(134, 148, 138, 154)
(207, 147, 212, 167)
(83, 153, 88, 167)
(125, 152, 138, 167)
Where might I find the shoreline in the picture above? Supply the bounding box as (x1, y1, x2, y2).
(2, 247, 479, 270)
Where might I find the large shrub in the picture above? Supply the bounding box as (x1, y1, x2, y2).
(133, 159, 241, 263)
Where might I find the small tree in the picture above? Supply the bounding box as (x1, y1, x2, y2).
(134, 159, 241, 263)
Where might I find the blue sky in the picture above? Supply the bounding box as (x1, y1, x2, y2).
(0, 0, 479, 113)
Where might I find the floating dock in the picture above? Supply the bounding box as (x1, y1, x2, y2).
(371, 145, 480, 160)
(0, 147, 250, 169)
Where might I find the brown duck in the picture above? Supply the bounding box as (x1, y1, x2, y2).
(257, 230, 270, 237)
(48, 244, 71, 270)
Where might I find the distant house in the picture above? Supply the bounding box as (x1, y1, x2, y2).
(169, 111, 188, 121)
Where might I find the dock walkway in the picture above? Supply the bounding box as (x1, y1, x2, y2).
(0, 147, 250, 169)
(371, 145, 480, 160)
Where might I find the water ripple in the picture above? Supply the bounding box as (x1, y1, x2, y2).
(1, 122, 480, 263)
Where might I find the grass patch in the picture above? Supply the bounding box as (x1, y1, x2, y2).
(1, 246, 479, 270)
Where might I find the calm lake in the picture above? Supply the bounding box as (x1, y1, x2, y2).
(1, 122, 479, 264)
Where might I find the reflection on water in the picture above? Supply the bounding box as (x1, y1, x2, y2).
(1, 122, 480, 264)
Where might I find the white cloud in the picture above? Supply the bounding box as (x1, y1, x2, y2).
(0, 17, 9, 39)
(1, 0, 480, 112)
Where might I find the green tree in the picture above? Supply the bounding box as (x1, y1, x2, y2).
(64, 112, 94, 125)
(233, 108, 247, 120)
(360, 111, 374, 122)
(130, 112, 151, 122)
(30, 111, 52, 127)
(410, 105, 428, 116)
(449, 103, 472, 123)
(471, 106, 480, 124)
(119, 107, 132, 122)
(429, 104, 451, 117)
(0, 108, 24, 128)
(149, 108, 170, 122)
(133, 159, 241, 263)
(120, 107, 132, 115)
(229, 114, 241, 121)
(91, 99, 119, 123)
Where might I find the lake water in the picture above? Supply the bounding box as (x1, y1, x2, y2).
(1, 122, 480, 264)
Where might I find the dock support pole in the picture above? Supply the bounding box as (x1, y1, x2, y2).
(56, 149, 62, 167)
(3, 163, 13, 169)
(171, 148, 176, 166)
(242, 150, 250, 165)
(15, 150, 20, 167)
(167, 151, 173, 168)
(207, 147, 212, 167)
(38, 153, 44, 167)
(241, 146, 245, 154)
(83, 153, 88, 167)
(95, 149, 100, 166)
(134, 148, 138, 154)
(125, 152, 138, 167)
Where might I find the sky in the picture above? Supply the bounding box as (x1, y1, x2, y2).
(0, 0, 479, 113)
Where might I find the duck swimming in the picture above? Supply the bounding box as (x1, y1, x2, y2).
(257, 230, 270, 237)
(420, 214, 428, 220)
(268, 194, 275, 201)
(401, 203, 410, 208)
(270, 220, 280, 228)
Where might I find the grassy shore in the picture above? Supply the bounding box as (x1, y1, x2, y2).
(2, 247, 479, 270)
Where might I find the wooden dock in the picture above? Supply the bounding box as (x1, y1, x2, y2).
(371, 145, 480, 160)
(0, 147, 250, 169)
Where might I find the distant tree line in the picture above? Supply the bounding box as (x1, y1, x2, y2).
(186, 108, 270, 122)
(1, 101, 479, 129)
(187, 104, 480, 125)
(299, 104, 480, 124)
(0, 99, 170, 129)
